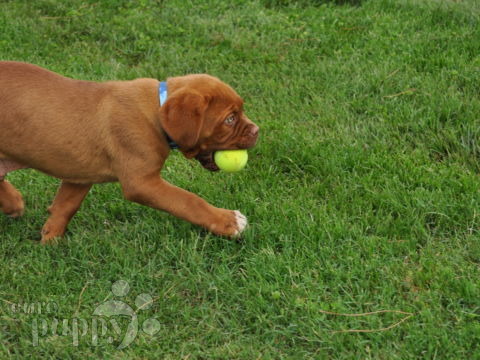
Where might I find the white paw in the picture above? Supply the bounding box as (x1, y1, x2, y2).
(234, 210, 247, 235)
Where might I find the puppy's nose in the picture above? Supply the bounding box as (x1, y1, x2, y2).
(249, 125, 259, 137)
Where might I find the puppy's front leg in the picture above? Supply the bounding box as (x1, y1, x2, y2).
(121, 175, 247, 237)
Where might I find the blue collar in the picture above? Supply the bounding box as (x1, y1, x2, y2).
(159, 81, 179, 150)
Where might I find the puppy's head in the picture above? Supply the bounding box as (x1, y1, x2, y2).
(159, 74, 259, 171)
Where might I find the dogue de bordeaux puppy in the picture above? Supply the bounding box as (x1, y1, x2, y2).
(0, 61, 259, 244)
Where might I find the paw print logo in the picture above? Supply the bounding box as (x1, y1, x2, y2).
(92, 280, 160, 349)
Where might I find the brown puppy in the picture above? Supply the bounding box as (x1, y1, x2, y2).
(0, 62, 259, 243)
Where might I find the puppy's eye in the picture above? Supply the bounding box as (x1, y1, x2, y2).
(224, 114, 235, 126)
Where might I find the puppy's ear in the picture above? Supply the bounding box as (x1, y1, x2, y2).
(160, 89, 208, 156)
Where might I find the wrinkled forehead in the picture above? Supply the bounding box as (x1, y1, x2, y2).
(174, 74, 243, 107)
(211, 84, 244, 110)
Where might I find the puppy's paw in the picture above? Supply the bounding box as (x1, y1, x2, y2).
(40, 222, 66, 245)
(2, 202, 25, 218)
(0, 182, 25, 218)
(233, 210, 247, 236)
(40, 231, 62, 245)
(210, 209, 248, 237)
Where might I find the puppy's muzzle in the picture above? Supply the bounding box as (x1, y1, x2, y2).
(238, 124, 259, 149)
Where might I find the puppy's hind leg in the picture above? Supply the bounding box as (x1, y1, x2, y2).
(0, 159, 28, 218)
(0, 179, 25, 218)
(41, 181, 92, 245)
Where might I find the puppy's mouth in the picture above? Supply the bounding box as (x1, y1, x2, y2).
(195, 151, 219, 172)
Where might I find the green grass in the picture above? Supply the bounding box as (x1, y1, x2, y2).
(1, 0, 480, 358)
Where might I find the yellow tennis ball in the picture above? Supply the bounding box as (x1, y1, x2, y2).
(214, 150, 248, 172)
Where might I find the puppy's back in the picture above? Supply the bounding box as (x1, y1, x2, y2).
(0, 62, 113, 180)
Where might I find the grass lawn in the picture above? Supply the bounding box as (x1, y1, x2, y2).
(1, 0, 480, 358)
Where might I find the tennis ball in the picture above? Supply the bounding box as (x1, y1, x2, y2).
(214, 150, 248, 172)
